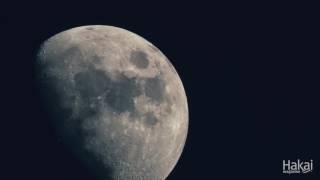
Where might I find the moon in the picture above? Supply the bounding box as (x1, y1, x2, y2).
(35, 25, 188, 180)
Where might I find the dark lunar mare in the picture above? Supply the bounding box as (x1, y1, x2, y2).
(130, 50, 149, 69)
(74, 64, 142, 115)
(144, 76, 166, 102)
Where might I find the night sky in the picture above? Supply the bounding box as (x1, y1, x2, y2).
(1, 2, 319, 179)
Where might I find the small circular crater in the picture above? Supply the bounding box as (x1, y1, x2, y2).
(144, 113, 158, 127)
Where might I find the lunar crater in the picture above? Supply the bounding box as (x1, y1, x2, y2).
(143, 112, 159, 127)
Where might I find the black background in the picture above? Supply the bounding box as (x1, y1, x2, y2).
(1, 2, 319, 179)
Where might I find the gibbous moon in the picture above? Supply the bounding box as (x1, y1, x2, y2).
(35, 25, 188, 180)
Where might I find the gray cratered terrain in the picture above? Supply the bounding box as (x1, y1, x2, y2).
(35, 25, 188, 180)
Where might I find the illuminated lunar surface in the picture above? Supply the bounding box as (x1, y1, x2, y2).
(35, 25, 188, 180)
